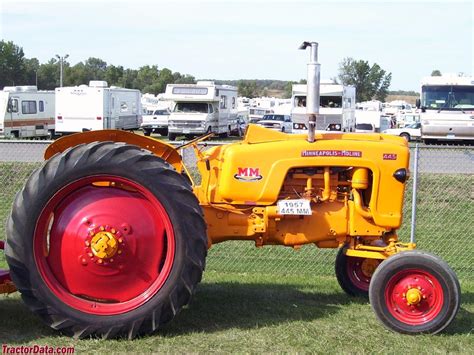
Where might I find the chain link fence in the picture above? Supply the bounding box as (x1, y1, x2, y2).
(0, 140, 473, 280)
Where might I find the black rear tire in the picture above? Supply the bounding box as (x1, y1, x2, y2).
(168, 133, 177, 141)
(6, 142, 207, 339)
(143, 129, 152, 136)
(369, 250, 460, 334)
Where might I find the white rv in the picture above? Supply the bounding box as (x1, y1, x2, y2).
(165, 81, 238, 140)
(55, 81, 142, 134)
(355, 111, 392, 133)
(417, 75, 474, 144)
(0, 86, 55, 138)
(291, 82, 356, 133)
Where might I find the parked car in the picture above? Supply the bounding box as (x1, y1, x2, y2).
(257, 114, 292, 133)
(355, 123, 375, 133)
(231, 115, 248, 137)
(382, 122, 421, 141)
(141, 108, 170, 136)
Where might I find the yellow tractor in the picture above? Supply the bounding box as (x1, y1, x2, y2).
(2, 42, 460, 338)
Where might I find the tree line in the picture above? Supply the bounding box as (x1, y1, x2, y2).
(2, 39, 401, 101)
(0, 40, 195, 94)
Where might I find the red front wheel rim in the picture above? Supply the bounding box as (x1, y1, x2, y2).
(384, 269, 444, 325)
(347, 257, 379, 291)
(33, 176, 176, 315)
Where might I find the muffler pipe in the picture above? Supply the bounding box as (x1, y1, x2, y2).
(299, 41, 320, 143)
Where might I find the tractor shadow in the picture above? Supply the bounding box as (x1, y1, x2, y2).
(445, 291, 474, 335)
(0, 282, 367, 343)
(164, 282, 474, 337)
(162, 281, 368, 336)
(1, 284, 472, 342)
(0, 295, 57, 343)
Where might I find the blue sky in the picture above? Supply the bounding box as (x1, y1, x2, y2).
(0, 0, 472, 91)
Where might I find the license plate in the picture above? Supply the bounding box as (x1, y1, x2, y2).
(277, 199, 312, 215)
(447, 133, 455, 139)
(183, 129, 191, 134)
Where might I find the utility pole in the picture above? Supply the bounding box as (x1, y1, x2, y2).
(55, 54, 69, 87)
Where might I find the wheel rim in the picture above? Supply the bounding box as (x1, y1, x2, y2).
(33, 175, 175, 315)
(384, 268, 444, 325)
(347, 257, 379, 291)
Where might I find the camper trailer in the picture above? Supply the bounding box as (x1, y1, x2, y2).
(166, 81, 238, 140)
(0, 86, 55, 138)
(291, 82, 356, 133)
(55, 81, 142, 135)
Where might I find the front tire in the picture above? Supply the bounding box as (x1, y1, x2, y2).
(335, 246, 380, 297)
(369, 251, 460, 334)
(6, 142, 207, 339)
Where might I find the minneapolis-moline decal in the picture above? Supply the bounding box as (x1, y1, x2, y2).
(301, 150, 362, 158)
(383, 153, 397, 160)
(234, 167, 263, 182)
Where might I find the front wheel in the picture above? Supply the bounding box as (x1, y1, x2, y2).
(335, 246, 380, 297)
(6, 142, 208, 338)
(369, 251, 460, 334)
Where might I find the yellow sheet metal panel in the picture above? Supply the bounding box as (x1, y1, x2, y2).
(204, 126, 409, 229)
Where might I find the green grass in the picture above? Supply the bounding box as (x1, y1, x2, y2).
(1, 272, 473, 352)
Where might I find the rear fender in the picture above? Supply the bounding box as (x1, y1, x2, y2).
(44, 130, 184, 172)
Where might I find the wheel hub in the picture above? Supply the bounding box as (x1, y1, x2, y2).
(405, 287, 423, 306)
(360, 258, 379, 278)
(90, 229, 119, 259)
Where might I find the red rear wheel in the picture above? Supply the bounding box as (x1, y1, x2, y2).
(34, 176, 175, 315)
(6, 142, 207, 338)
(369, 251, 460, 334)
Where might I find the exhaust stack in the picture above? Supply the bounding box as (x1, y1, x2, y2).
(299, 41, 320, 143)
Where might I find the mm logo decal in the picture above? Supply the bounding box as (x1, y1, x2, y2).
(383, 153, 397, 160)
(234, 167, 263, 182)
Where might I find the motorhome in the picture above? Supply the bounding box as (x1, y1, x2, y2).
(165, 81, 238, 140)
(55, 81, 142, 135)
(0, 86, 55, 138)
(355, 110, 392, 133)
(291, 82, 356, 133)
(383, 100, 413, 117)
(248, 107, 273, 123)
(141, 93, 161, 114)
(417, 75, 474, 144)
